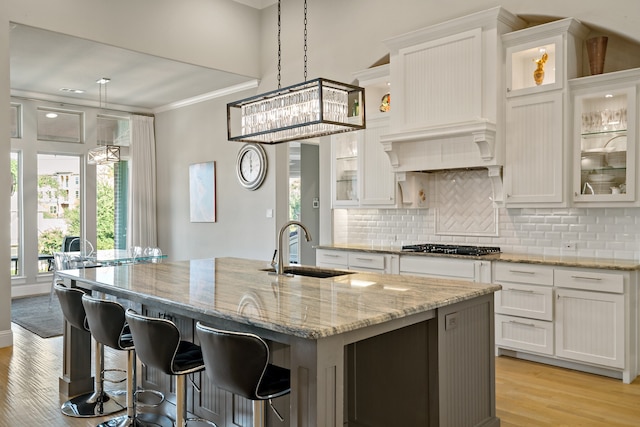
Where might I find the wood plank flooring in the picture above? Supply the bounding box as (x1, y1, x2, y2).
(1, 322, 639, 426)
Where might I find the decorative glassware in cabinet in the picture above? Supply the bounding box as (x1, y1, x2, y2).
(334, 133, 358, 202)
(579, 90, 629, 197)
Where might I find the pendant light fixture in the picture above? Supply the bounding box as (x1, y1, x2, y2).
(227, 0, 365, 144)
(88, 77, 121, 165)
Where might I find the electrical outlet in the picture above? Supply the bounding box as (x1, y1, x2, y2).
(563, 241, 577, 250)
(445, 312, 458, 331)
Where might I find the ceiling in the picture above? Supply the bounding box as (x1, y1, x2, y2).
(9, 23, 257, 112)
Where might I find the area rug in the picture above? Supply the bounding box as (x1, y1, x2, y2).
(11, 294, 63, 338)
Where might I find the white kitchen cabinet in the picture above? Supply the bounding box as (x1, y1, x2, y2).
(316, 249, 349, 269)
(359, 116, 394, 206)
(332, 132, 360, 207)
(570, 69, 639, 205)
(504, 92, 564, 205)
(494, 263, 555, 355)
(316, 249, 399, 274)
(332, 65, 395, 208)
(502, 19, 588, 208)
(555, 288, 625, 369)
(400, 255, 492, 283)
(494, 261, 637, 383)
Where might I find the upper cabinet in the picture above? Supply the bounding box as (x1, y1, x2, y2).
(570, 69, 640, 205)
(332, 65, 395, 208)
(502, 19, 589, 207)
(380, 7, 525, 176)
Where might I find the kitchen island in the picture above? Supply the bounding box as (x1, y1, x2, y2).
(57, 257, 501, 427)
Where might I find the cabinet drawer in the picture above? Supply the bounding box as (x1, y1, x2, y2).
(554, 269, 624, 294)
(495, 283, 553, 321)
(316, 250, 348, 267)
(348, 253, 385, 270)
(495, 314, 554, 355)
(494, 262, 553, 286)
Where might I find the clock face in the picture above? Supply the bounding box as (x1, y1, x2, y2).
(236, 144, 267, 190)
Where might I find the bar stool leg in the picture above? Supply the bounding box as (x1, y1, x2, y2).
(96, 349, 173, 427)
(253, 401, 265, 427)
(61, 341, 125, 417)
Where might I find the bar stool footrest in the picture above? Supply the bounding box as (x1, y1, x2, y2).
(135, 388, 165, 408)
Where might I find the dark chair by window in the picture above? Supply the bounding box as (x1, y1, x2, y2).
(62, 235, 81, 252)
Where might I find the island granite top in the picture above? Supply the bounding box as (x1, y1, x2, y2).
(57, 257, 500, 340)
(316, 245, 640, 271)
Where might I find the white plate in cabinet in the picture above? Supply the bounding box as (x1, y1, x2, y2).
(494, 262, 553, 286)
(495, 283, 554, 321)
(495, 314, 554, 356)
(316, 250, 348, 268)
(554, 269, 624, 294)
(348, 253, 386, 271)
(555, 288, 625, 369)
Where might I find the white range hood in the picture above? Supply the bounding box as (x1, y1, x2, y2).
(380, 119, 504, 204)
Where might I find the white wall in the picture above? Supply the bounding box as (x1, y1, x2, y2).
(154, 90, 278, 261)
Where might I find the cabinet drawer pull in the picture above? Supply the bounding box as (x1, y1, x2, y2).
(570, 275, 602, 281)
(509, 288, 536, 294)
(355, 257, 373, 262)
(323, 254, 340, 258)
(509, 269, 536, 275)
(508, 320, 536, 327)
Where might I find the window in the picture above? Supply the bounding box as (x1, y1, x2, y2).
(37, 154, 81, 270)
(10, 152, 20, 276)
(97, 115, 131, 146)
(37, 108, 83, 143)
(10, 104, 22, 138)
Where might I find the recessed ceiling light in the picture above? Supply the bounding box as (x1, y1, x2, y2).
(605, 93, 614, 98)
(45, 112, 58, 118)
(59, 88, 85, 94)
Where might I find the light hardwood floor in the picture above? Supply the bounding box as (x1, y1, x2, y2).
(1, 322, 639, 426)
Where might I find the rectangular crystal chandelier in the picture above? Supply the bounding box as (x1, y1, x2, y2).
(87, 145, 120, 165)
(227, 78, 365, 144)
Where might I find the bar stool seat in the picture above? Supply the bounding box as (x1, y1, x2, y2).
(195, 322, 291, 427)
(125, 310, 217, 427)
(82, 294, 172, 427)
(54, 284, 125, 418)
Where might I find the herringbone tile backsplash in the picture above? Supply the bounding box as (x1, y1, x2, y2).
(337, 171, 640, 261)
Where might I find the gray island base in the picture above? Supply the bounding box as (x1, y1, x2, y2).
(57, 257, 500, 427)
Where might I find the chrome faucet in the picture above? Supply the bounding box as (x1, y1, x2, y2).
(273, 220, 312, 275)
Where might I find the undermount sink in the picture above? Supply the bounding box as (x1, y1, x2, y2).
(261, 265, 355, 278)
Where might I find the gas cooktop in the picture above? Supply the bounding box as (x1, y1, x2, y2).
(401, 244, 501, 256)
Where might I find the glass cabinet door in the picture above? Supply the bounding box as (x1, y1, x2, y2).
(574, 86, 635, 202)
(333, 132, 359, 205)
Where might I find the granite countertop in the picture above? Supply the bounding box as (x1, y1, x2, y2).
(57, 257, 500, 340)
(316, 245, 640, 271)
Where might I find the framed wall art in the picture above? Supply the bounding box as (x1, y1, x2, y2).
(189, 161, 216, 222)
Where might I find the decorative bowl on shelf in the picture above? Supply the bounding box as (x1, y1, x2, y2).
(587, 173, 615, 183)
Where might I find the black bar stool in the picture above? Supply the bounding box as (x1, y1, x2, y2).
(125, 310, 216, 427)
(54, 283, 125, 417)
(82, 294, 173, 427)
(195, 322, 291, 427)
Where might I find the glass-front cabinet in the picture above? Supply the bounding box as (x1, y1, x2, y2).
(332, 131, 359, 206)
(571, 71, 638, 204)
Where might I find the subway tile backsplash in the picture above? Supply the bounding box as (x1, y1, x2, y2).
(338, 207, 640, 261)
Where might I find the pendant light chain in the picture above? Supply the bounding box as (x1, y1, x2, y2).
(277, 0, 282, 89)
(303, 0, 308, 82)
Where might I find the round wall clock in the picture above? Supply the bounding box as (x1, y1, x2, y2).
(236, 143, 267, 190)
